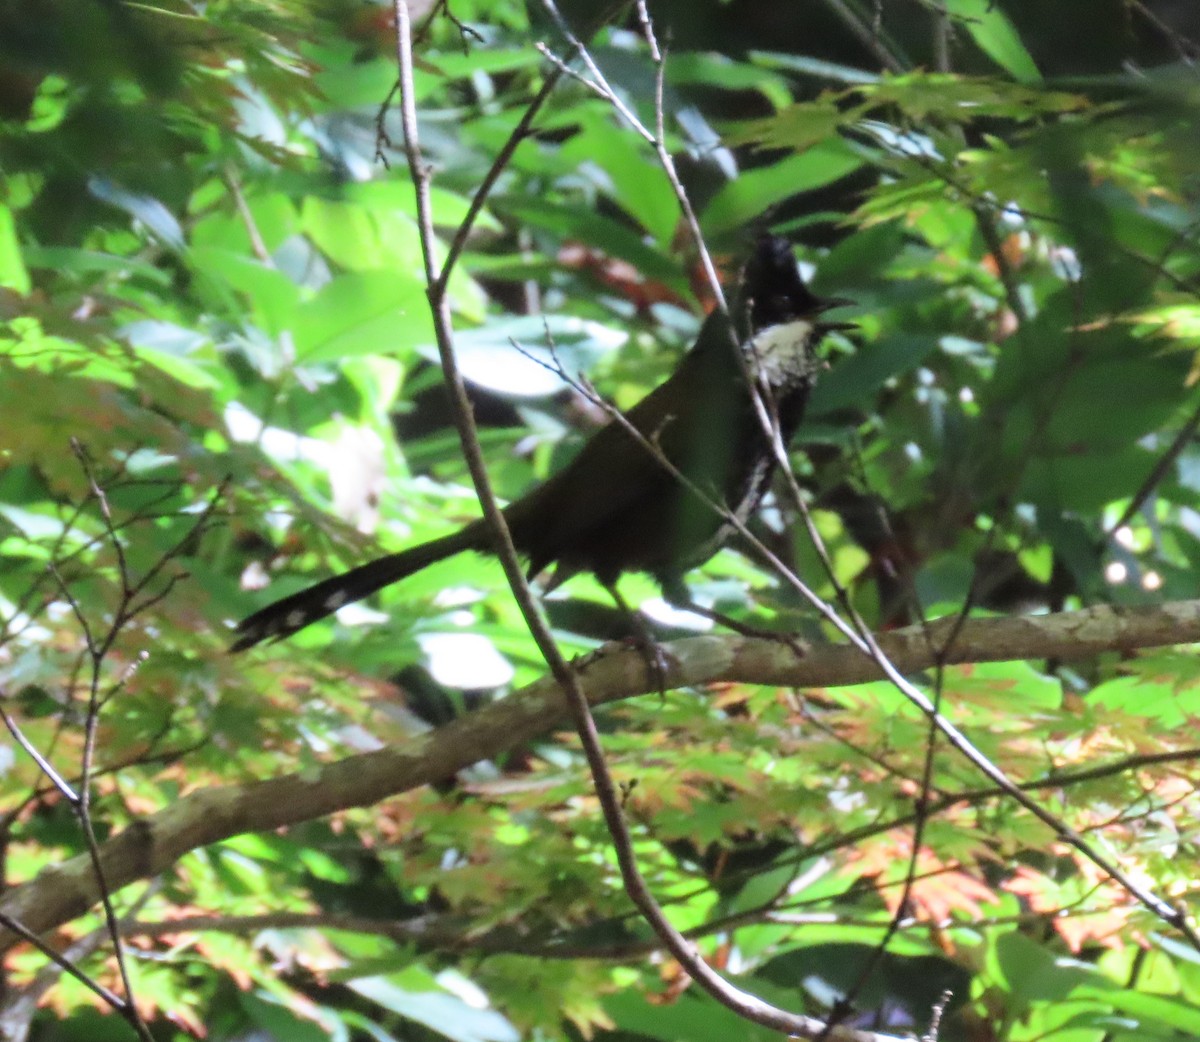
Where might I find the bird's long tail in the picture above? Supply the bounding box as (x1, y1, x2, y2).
(230, 523, 488, 652)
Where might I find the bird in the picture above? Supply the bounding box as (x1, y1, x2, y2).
(231, 235, 852, 652)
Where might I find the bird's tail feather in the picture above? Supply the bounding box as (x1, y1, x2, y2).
(230, 523, 487, 652)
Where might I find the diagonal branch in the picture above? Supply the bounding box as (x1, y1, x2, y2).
(391, 6, 887, 1038)
(528, 335, 1198, 945)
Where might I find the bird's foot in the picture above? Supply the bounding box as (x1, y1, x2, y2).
(623, 629, 671, 698)
(600, 581, 673, 696)
(571, 630, 671, 696)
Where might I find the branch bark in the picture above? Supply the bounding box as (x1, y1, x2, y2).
(3, 596, 1199, 954)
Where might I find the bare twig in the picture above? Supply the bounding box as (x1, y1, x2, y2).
(974, 202, 1029, 324)
(923, 989, 954, 1042)
(816, 0, 905, 73)
(0, 711, 78, 803)
(931, 1, 952, 74)
(1124, 0, 1200, 62)
(3, 458, 228, 1042)
(1105, 395, 1200, 538)
(0, 910, 126, 1012)
(541, 0, 724, 304)
(821, 664, 945, 1037)
(0, 884, 159, 1039)
(433, 70, 565, 292)
(224, 166, 272, 264)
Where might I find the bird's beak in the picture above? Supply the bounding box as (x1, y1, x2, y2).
(815, 296, 856, 332)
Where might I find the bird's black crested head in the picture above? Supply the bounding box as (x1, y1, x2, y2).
(743, 233, 857, 336)
(742, 234, 826, 332)
(731, 234, 854, 389)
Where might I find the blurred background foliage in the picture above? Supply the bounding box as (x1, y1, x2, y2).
(3, 0, 1200, 1039)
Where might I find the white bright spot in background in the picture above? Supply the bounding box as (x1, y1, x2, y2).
(225, 401, 330, 464)
(329, 425, 385, 533)
(226, 408, 385, 533)
(449, 316, 627, 397)
(418, 632, 514, 689)
(640, 597, 714, 631)
(1114, 526, 1135, 549)
(435, 969, 490, 1009)
(1142, 570, 1163, 591)
(239, 559, 270, 592)
(330, 601, 390, 628)
(1105, 561, 1127, 584)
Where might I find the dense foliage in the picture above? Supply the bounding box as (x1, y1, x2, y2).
(3, 1, 1200, 1040)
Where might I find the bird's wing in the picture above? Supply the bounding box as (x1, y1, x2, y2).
(506, 310, 747, 580)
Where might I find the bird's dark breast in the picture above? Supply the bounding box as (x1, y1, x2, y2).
(667, 380, 812, 576)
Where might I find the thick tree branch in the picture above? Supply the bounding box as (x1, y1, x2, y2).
(3, 597, 1199, 957)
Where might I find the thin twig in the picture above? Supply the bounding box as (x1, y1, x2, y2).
(817, 0, 905, 73)
(0, 883, 159, 1036)
(1105, 395, 1200, 538)
(1124, 0, 1200, 62)
(434, 70, 565, 292)
(392, 5, 898, 1037)
(822, 665, 946, 1037)
(18, 456, 227, 1042)
(0, 910, 127, 1013)
(0, 709, 78, 803)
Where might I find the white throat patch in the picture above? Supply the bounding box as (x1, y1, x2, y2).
(746, 318, 816, 383)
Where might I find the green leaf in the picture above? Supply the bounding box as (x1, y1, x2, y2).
(605, 990, 779, 1042)
(559, 119, 678, 245)
(991, 933, 1093, 1009)
(750, 50, 880, 86)
(191, 247, 303, 336)
(727, 98, 849, 152)
(703, 143, 866, 235)
(942, 0, 1041, 84)
(863, 73, 1076, 120)
(240, 991, 331, 1042)
(808, 334, 936, 415)
(0, 205, 30, 295)
(22, 245, 171, 284)
(495, 198, 686, 289)
(1076, 986, 1200, 1034)
(1019, 446, 1157, 513)
(293, 271, 433, 362)
(427, 48, 536, 81)
(668, 52, 794, 108)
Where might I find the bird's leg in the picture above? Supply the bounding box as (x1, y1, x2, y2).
(659, 577, 807, 659)
(602, 581, 671, 697)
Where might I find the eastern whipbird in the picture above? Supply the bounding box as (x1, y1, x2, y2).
(231, 235, 852, 652)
